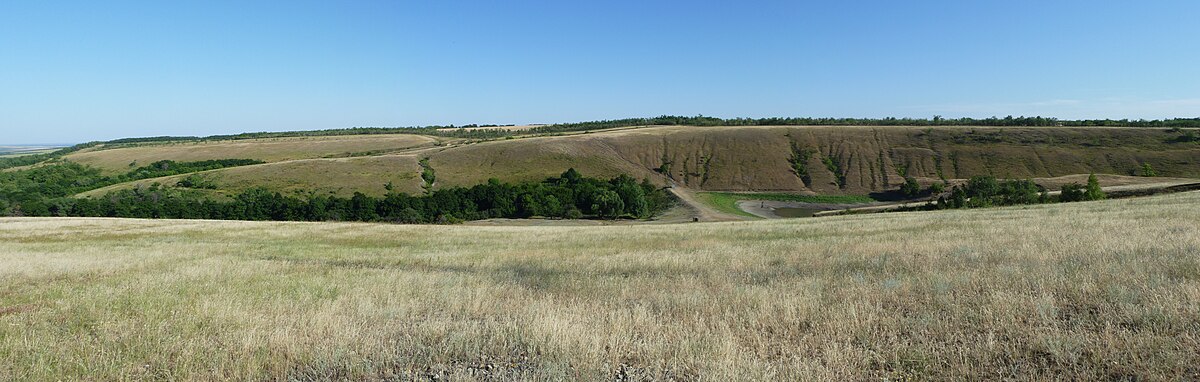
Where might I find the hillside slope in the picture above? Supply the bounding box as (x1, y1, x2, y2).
(65, 134, 439, 174)
(72, 125, 1200, 197)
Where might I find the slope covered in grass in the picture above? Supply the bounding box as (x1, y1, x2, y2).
(2, 192, 1198, 380)
(64, 134, 438, 174)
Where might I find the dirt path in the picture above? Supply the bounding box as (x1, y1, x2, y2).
(664, 182, 747, 222)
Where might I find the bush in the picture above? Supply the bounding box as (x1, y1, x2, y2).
(900, 176, 921, 197)
(176, 174, 217, 189)
(1140, 163, 1157, 177)
(1061, 183, 1085, 202)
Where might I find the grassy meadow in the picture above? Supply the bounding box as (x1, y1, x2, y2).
(2, 192, 1199, 380)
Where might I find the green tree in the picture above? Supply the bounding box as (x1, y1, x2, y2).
(1085, 173, 1105, 201)
(1140, 163, 1157, 177)
(966, 176, 1000, 199)
(590, 190, 624, 219)
(949, 186, 967, 208)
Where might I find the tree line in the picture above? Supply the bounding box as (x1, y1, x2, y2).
(928, 174, 1106, 210)
(0, 159, 265, 216)
(3, 167, 673, 223)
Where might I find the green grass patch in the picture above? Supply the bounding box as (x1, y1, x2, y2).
(696, 192, 877, 218)
(694, 192, 761, 218)
(706, 192, 877, 204)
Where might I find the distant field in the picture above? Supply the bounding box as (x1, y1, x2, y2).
(2, 192, 1198, 380)
(64, 134, 438, 174)
(0, 146, 60, 157)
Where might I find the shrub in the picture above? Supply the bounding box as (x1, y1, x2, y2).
(900, 176, 921, 197)
(928, 182, 946, 195)
(1061, 183, 1085, 202)
(1141, 163, 1157, 177)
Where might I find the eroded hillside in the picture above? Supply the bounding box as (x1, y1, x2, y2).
(428, 125, 1199, 194)
(72, 125, 1200, 197)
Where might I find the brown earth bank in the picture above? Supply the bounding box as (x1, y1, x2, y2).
(425, 125, 1200, 194)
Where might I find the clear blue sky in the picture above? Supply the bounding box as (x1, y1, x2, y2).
(2, 1, 1198, 144)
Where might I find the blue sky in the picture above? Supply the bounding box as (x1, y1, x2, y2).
(2, 1, 1198, 144)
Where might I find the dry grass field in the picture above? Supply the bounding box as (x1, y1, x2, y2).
(2, 192, 1198, 380)
(65, 134, 438, 174)
(78, 155, 428, 198)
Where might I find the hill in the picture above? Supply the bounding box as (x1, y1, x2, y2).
(2, 191, 1198, 380)
(64, 134, 439, 174)
(71, 125, 1200, 198)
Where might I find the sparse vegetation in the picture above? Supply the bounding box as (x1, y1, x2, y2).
(788, 143, 813, 187)
(821, 156, 847, 189)
(418, 157, 436, 194)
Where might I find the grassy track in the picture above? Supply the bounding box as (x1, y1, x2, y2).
(2, 193, 1200, 380)
(692, 191, 761, 218)
(695, 192, 876, 218)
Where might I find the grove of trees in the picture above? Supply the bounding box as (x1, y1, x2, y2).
(934, 174, 1106, 209)
(2, 165, 673, 223)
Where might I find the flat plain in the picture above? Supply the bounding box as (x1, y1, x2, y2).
(2, 191, 1198, 380)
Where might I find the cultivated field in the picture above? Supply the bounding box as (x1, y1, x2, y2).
(2, 192, 1198, 380)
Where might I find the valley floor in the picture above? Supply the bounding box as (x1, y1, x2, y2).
(2, 192, 1199, 380)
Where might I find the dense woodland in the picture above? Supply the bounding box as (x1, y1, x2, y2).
(1, 163, 672, 223)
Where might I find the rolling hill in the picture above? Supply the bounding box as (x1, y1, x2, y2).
(69, 125, 1200, 199)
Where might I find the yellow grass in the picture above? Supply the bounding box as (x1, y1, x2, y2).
(79, 155, 427, 198)
(64, 134, 439, 174)
(2, 192, 1199, 380)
